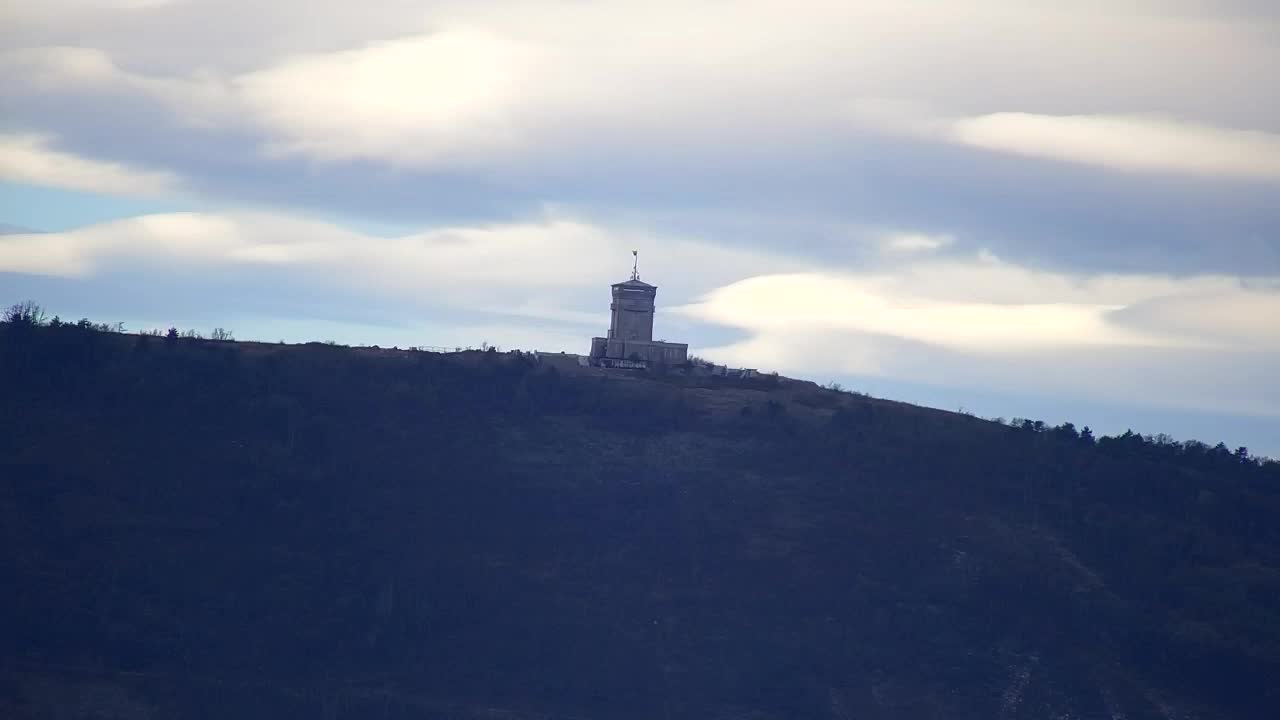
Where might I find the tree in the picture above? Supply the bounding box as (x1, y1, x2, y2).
(3, 301, 46, 326)
(211, 328, 235, 342)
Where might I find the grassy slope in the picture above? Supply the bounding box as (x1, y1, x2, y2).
(2, 325, 1278, 719)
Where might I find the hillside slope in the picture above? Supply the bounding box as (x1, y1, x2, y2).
(2, 323, 1279, 719)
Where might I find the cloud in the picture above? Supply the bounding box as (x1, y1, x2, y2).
(0, 210, 802, 314)
(0, 46, 233, 129)
(676, 259, 1280, 416)
(8, 1, 1275, 173)
(851, 101, 1280, 179)
(234, 30, 537, 166)
(0, 132, 179, 195)
(952, 113, 1280, 178)
(682, 274, 1142, 355)
(1107, 286, 1280, 350)
(1, 46, 120, 85)
(881, 233, 954, 254)
(678, 253, 1280, 357)
(1, 0, 174, 26)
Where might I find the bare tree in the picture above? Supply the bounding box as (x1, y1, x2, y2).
(3, 300, 46, 326)
(210, 328, 235, 342)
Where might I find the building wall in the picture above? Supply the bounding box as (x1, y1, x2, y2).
(609, 286, 655, 342)
(601, 338, 688, 365)
(648, 342, 688, 364)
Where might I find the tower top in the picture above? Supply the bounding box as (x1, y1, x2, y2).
(613, 251, 654, 290)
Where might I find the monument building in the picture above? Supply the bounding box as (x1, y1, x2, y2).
(589, 252, 688, 366)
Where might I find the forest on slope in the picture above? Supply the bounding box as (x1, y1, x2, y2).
(2, 311, 1279, 719)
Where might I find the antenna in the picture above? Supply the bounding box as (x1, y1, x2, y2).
(631, 249, 639, 281)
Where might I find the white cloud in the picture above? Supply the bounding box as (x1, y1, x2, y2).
(676, 259, 1280, 416)
(678, 253, 1280, 357)
(234, 30, 537, 166)
(1, 0, 174, 25)
(0, 132, 179, 195)
(7, 2, 1277, 172)
(1108, 286, 1280, 350)
(682, 273, 1153, 354)
(850, 101, 1280, 179)
(882, 233, 954, 254)
(0, 46, 233, 128)
(0, 210, 801, 310)
(952, 113, 1280, 178)
(1, 46, 120, 86)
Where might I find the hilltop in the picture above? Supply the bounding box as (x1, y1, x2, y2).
(2, 318, 1279, 719)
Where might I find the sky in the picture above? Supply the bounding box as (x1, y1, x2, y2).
(1, 0, 1278, 455)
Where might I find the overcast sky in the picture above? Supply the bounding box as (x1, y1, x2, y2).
(2, 0, 1278, 455)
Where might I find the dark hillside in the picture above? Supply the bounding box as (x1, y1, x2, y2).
(2, 320, 1279, 719)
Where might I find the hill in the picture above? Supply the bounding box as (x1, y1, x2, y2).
(2, 317, 1279, 719)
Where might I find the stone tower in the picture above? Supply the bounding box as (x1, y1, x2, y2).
(589, 252, 688, 366)
(608, 278, 656, 342)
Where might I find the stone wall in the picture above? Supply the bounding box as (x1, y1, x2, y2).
(596, 338, 688, 365)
